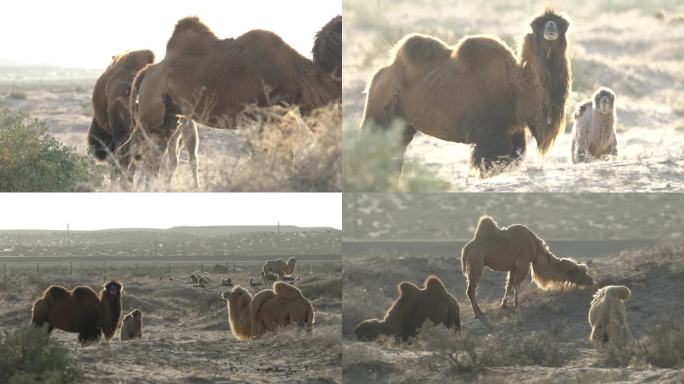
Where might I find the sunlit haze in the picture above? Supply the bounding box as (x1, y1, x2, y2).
(1, 0, 341, 68)
(0, 193, 342, 230)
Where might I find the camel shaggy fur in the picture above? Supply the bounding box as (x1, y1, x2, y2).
(461, 216, 593, 318)
(88, 50, 154, 182)
(119, 309, 143, 341)
(222, 282, 314, 340)
(588, 285, 635, 354)
(354, 275, 461, 341)
(571, 87, 617, 163)
(262, 257, 297, 282)
(88, 50, 200, 188)
(129, 15, 342, 184)
(31, 281, 123, 345)
(361, 8, 571, 177)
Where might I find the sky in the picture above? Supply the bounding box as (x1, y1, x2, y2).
(1, 0, 341, 68)
(0, 193, 342, 230)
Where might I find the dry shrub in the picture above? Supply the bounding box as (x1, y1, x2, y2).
(212, 103, 341, 191)
(638, 322, 684, 368)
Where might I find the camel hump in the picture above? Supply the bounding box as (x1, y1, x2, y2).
(396, 34, 451, 66)
(474, 215, 499, 237)
(273, 282, 303, 299)
(452, 35, 515, 72)
(167, 16, 218, 54)
(398, 281, 420, 297)
(72, 286, 96, 300)
(45, 285, 69, 299)
(575, 100, 593, 119)
(603, 285, 631, 301)
(113, 50, 155, 70)
(423, 275, 447, 294)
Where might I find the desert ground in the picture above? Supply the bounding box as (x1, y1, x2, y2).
(343, 242, 684, 383)
(343, 0, 684, 191)
(341, 193, 684, 383)
(0, 262, 342, 384)
(0, 71, 340, 192)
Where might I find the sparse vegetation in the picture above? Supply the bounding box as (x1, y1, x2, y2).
(7, 91, 27, 100)
(0, 326, 82, 384)
(207, 103, 341, 192)
(0, 110, 104, 191)
(639, 322, 684, 368)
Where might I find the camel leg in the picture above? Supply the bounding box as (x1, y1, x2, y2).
(501, 272, 514, 308)
(165, 127, 183, 185)
(78, 328, 102, 346)
(512, 265, 530, 308)
(467, 106, 521, 176)
(466, 267, 485, 319)
(181, 119, 200, 191)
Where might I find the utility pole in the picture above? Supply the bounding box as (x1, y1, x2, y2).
(67, 223, 70, 257)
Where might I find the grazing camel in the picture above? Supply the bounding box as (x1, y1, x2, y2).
(461, 216, 593, 319)
(129, 15, 342, 185)
(354, 275, 460, 341)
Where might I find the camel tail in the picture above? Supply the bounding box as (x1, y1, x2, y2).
(31, 299, 47, 327)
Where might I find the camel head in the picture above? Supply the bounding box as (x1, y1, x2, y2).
(530, 8, 569, 54)
(313, 15, 342, 81)
(130, 309, 142, 319)
(559, 259, 594, 287)
(222, 286, 252, 310)
(102, 280, 123, 303)
(593, 87, 615, 115)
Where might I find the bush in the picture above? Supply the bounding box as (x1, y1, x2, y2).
(0, 110, 104, 191)
(0, 326, 82, 384)
(639, 322, 684, 368)
(210, 104, 341, 192)
(342, 121, 452, 192)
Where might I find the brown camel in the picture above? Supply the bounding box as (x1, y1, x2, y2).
(354, 275, 461, 341)
(128, 15, 342, 184)
(361, 8, 571, 177)
(461, 216, 593, 319)
(31, 281, 123, 345)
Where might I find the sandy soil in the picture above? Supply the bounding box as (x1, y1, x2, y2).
(342, 242, 684, 383)
(0, 265, 342, 383)
(343, 0, 684, 191)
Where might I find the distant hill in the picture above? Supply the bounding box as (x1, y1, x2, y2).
(0, 58, 24, 66)
(0, 65, 101, 83)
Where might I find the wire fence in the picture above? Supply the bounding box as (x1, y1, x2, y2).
(0, 259, 342, 283)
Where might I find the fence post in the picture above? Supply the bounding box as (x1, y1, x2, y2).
(70, 262, 73, 276)
(3, 264, 5, 282)
(103, 262, 106, 280)
(201, 262, 203, 273)
(37, 263, 40, 279)
(168, 263, 171, 280)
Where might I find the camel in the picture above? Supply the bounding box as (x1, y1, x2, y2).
(88, 50, 199, 188)
(222, 282, 314, 340)
(361, 8, 571, 177)
(31, 281, 123, 345)
(461, 216, 594, 319)
(262, 257, 297, 283)
(354, 275, 460, 341)
(571, 87, 618, 163)
(588, 285, 635, 354)
(128, 15, 342, 185)
(119, 309, 143, 341)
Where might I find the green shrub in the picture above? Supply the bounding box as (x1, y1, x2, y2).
(0, 326, 82, 384)
(342, 121, 452, 192)
(0, 110, 104, 191)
